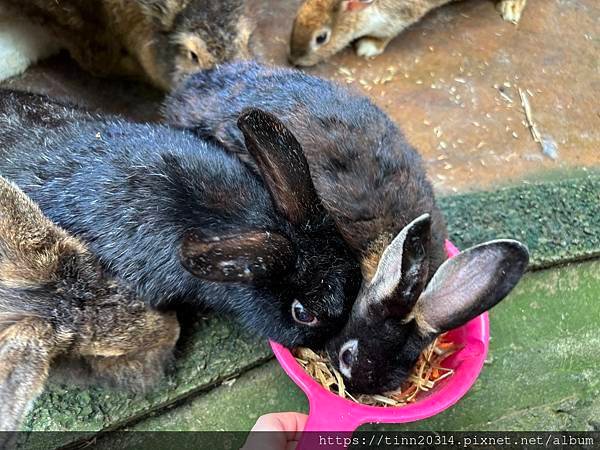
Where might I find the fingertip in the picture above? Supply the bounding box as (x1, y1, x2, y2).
(250, 412, 308, 433)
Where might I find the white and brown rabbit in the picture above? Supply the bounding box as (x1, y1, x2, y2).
(0, 0, 253, 89)
(0, 176, 180, 434)
(289, 0, 528, 66)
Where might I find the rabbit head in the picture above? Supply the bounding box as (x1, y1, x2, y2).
(137, 0, 252, 89)
(179, 109, 361, 347)
(290, 0, 377, 66)
(290, 0, 526, 66)
(325, 214, 529, 394)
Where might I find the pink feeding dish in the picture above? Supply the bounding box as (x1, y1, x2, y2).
(270, 240, 490, 448)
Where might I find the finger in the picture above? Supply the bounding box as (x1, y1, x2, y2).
(242, 413, 309, 450)
(251, 412, 308, 437)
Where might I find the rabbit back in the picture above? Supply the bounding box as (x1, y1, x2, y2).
(0, 96, 276, 307)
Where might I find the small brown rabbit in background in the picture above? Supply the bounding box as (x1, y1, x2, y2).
(0, 177, 180, 433)
(289, 0, 527, 66)
(0, 0, 253, 89)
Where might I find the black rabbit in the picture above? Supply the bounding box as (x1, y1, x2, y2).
(325, 214, 529, 394)
(0, 90, 361, 348)
(164, 61, 448, 316)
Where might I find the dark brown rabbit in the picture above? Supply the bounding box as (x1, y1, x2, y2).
(0, 176, 179, 434)
(289, 0, 528, 66)
(0, 0, 253, 89)
(165, 61, 448, 285)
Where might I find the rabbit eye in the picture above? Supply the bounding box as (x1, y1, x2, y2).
(292, 300, 318, 326)
(188, 50, 199, 64)
(341, 348, 354, 366)
(315, 31, 330, 46)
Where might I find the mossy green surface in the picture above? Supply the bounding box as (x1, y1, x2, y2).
(19, 175, 600, 448)
(439, 175, 600, 269)
(131, 360, 304, 432)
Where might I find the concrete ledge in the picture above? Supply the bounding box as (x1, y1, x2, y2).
(439, 174, 600, 269)
(20, 174, 600, 448)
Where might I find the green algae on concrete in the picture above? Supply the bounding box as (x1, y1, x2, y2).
(440, 175, 600, 269)
(90, 361, 308, 450)
(131, 360, 306, 432)
(123, 260, 600, 433)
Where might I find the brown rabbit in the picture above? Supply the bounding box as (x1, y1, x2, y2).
(0, 0, 253, 89)
(289, 0, 528, 66)
(0, 176, 180, 434)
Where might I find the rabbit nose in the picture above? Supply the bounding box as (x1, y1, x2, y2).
(339, 339, 358, 379)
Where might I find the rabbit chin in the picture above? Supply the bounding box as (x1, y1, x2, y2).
(0, 15, 61, 82)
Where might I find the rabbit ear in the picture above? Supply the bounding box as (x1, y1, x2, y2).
(237, 108, 323, 225)
(0, 319, 54, 432)
(360, 214, 431, 318)
(342, 0, 374, 13)
(179, 230, 296, 283)
(412, 240, 529, 335)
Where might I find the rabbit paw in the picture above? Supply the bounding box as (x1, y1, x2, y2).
(355, 37, 388, 59)
(497, 0, 527, 24)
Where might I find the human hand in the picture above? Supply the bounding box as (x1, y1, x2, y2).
(241, 412, 308, 450)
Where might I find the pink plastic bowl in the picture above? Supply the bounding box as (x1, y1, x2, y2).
(270, 241, 489, 448)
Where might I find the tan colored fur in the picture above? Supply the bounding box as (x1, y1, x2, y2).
(290, 0, 528, 66)
(0, 319, 59, 434)
(0, 180, 87, 287)
(361, 232, 393, 281)
(0, 177, 179, 431)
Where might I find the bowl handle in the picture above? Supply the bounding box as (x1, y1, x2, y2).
(297, 400, 363, 450)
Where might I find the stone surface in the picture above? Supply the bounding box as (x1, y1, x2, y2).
(131, 361, 303, 432)
(116, 260, 600, 434)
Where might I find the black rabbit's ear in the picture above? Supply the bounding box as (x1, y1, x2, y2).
(179, 230, 296, 283)
(237, 108, 322, 225)
(412, 240, 529, 335)
(359, 214, 432, 318)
